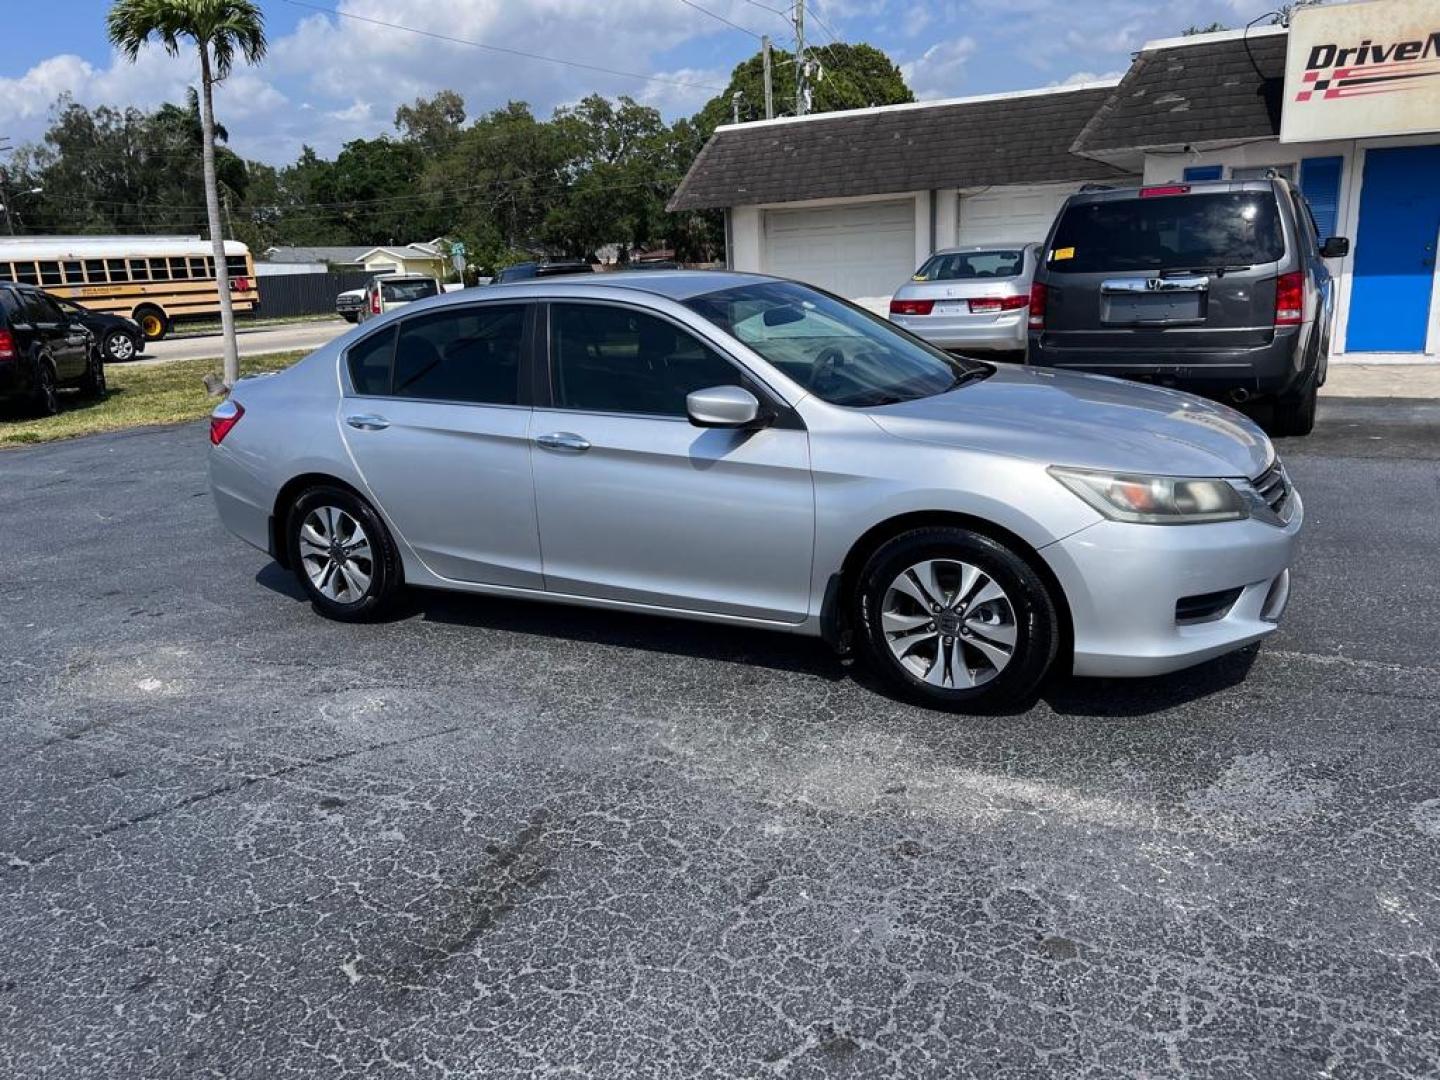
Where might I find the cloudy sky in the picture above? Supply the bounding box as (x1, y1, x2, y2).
(2, 0, 1291, 165)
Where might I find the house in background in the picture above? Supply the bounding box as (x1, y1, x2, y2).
(258, 241, 448, 281)
(667, 82, 1137, 312)
(671, 0, 1440, 365)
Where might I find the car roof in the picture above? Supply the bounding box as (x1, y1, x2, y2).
(1064, 178, 1287, 204)
(477, 268, 774, 302)
(929, 243, 1036, 255)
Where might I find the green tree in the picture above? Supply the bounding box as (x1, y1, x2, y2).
(395, 90, 467, 156)
(694, 42, 913, 135)
(107, 0, 267, 389)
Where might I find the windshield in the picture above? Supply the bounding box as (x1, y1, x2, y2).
(685, 281, 986, 407)
(913, 249, 1024, 281)
(381, 279, 439, 302)
(1047, 193, 1285, 273)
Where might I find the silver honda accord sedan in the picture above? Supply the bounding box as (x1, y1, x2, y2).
(209, 270, 1301, 711)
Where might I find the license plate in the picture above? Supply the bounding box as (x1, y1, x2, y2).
(1102, 292, 1205, 324)
(933, 301, 968, 314)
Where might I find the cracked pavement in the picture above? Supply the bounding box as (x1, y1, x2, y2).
(1, 398, 1438, 1078)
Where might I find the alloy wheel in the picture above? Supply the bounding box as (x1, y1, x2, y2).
(298, 506, 374, 604)
(107, 333, 136, 361)
(881, 558, 1018, 689)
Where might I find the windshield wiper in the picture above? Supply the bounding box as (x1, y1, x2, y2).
(1162, 264, 1252, 278)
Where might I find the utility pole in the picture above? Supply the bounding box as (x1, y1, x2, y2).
(792, 0, 807, 116)
(732, 92, 742, 125)
(223, 190, 234, 240)
(762, 35, 775, 119)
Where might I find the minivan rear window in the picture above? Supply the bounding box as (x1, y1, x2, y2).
(1046, 193, 1285, 273)
(913, 250, 1023, 281)
(381, 279, 439, 302)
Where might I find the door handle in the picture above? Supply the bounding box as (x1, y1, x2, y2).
(345, 413, 390, 431)
(535, 431, 590, 453)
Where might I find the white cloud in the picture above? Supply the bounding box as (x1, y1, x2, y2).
(900, 36, 978, 100)
(1050, 69, 1126, 86)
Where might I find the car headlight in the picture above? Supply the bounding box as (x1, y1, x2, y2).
(1049, 467, 1248, 525)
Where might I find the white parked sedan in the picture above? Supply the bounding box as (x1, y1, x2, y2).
(888, 244, 1038, 354)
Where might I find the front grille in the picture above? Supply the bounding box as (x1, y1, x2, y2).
(1251, 459, 1290, 519)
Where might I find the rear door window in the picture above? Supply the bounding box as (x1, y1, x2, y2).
(1047, 193, 1285, 273)
(393, 304, 525, 405)
(913, 250, 1023, 281)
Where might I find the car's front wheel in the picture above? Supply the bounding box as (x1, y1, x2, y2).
(287, 486, 402, 621)
(856, 527, 1059, 711)
(103, 330, 140, 362)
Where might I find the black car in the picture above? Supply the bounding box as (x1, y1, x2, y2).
(1027, 177, 1348, 436)
(49, 294, 145, 362)
(493, 260, 592, 283)
(0, 282, 107, 416)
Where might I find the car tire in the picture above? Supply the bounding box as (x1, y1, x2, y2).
(341, 312, 359, 324)
(103, 330, 140, 362)
(134, 305, 169, 342)
(78, 347, 108, 400)
(287, 485, 402, 622)
(855, 527, 1059, 712)
(29, 355, 60, 417)
(1271, 376, 1318, 438)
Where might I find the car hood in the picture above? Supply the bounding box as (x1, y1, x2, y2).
(867, 364, 1272, 478)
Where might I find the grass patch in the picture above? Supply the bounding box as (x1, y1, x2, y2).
(0, 351, 305, 448)
(176, 312, 345, 336)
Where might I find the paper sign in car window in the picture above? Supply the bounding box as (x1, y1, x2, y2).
(1051, 247, 1075, 261)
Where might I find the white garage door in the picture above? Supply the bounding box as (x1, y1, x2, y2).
(764, 200, 916, 313)
(957, 183, 1081, 246)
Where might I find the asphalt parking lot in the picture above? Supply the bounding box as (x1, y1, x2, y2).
(2, 398, 1438, 1079)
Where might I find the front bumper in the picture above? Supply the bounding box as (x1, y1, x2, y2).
(1042, 490, 1303, 677)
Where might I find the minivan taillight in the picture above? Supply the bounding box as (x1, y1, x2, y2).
(1027, 282, 1048, 329)
(0, 330, 16, 362)
(1274, 271, 1304, 326)
(968, 295, 1029, 314)
(889, 298, 935, 316)
(209, 399, 244, 445)
(370, 290, 381, 315)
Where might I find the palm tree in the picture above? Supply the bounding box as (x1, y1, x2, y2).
(107, 0, 266, 390)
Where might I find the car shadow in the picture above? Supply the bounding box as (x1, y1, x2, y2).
(255, 562, 1261, 714)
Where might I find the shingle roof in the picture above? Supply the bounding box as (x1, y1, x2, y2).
(263, 246, 372, 264)
(1072, 30, 1287, 157)
(667, 84, 1135, 211)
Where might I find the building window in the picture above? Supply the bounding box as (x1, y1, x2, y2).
(1300, 156, 1344, 240)
(1182, 165, 1223, 181)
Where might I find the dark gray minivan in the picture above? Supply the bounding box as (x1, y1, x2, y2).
(1026, 178, 1348, 436)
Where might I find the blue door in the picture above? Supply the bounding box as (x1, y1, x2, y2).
(1348, 145, 1440, 352)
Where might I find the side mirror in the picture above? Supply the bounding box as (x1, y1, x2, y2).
(1320, 236, 1350, 259)
(686, 385, 762, 429)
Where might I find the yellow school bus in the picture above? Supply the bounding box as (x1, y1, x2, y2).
(0, 236, 258, 340)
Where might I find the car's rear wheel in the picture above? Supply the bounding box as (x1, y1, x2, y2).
(103, 329, 139, 362)
(287, 486, 402, 621)
(855, 527, 1059, 711)
(1270, 376, 1317, 437)
(29, 356, 60, 417)
(134, 305, 169, 341)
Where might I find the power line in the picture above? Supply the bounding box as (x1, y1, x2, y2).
(280, 0, 729, 93)
(675, 0, 764, 40)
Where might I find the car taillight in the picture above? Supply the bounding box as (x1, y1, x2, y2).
(1274, 271, 1304, 326)
(968, 295, 1029, 314)
(889, 298, 935, 316)
(0, 330, 15, 362)
(1140, 184, 1191, 198)
(1028, 282, 1048, 329)
(370, 291, 381, 315)
(209, 399, 244, 445)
